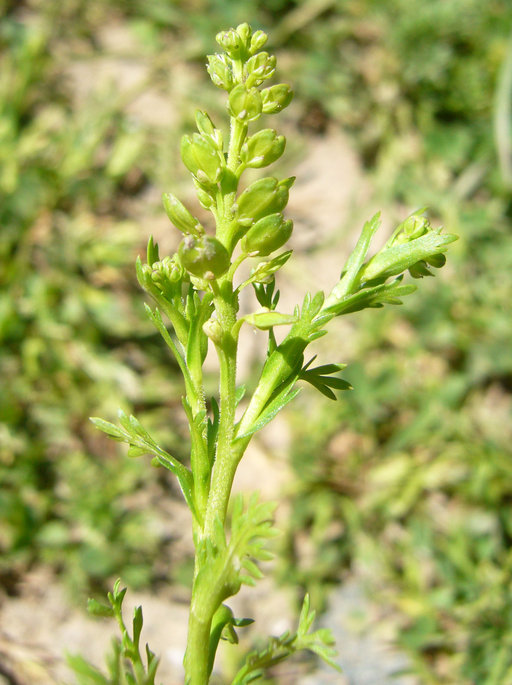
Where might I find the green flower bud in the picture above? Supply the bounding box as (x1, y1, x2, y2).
(261, 84, 293, 114)
(250, 30, 268, 54)
(237, 176, 294, 227)
(162, 192, 204, 237)
(237, 177, 278, 227)
(245, 52, 276, 88)
(207, 53, 234, 91)
(228, 84, 262, 122)
(178, 235, 230, 279)
(241, 213, 293, 256)
(360, 229, 457, 282)
(181, 133, 223, 184)
(195, 110, 223, 150)
(216, 28, 244, 59)
(408, 260, 433, 279)
(236, 23, 251, 47)
(240, 129, 286, 168)
(388, 212, 430, 247)
(202, 316, 224, 345)
(150, 256, 185, 291)
(425, 252, 446, 268)
(195, 110, 215, 136)
(193, 179, 214, 210)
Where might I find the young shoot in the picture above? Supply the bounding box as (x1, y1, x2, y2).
(74, 22, 457, 685)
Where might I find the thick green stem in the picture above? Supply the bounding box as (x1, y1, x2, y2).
(203, 288, 238, 537)
(184, 609, 212, 684)
(184, 291, 239, 683)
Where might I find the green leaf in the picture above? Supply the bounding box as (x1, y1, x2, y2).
(235, 376, 300, 441)
(325, 212, 381, 305)
(132, 605, 143, 649)
(300, 360, 352, 400)
(323, 277, 417, 317)
(360, 230, 458, 282)
(238, 250, 292, 291)
(89, 417, 124, 441)
(87, 598, 115, 618)
(66, 654, 110, 685)
(231, 593, 340, 683)
(127, 445, 148, 458)
(146, 235, 160, 266)
(243, 310, 298, 330)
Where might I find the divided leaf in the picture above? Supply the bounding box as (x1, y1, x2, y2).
(300, 358, 352, 400)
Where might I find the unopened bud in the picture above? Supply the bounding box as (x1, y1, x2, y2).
(202, 317, 224, 345)
(236, 23, 251, 46)
(261, 84, 293, 114)
(250, 30, 268, 53)
(241, 213, 293, 256)
(388, 213, 430, 247)
(246, 52, 276, 88)
(425, 252, 446, 268)
(216, 28, 243, 59)
(240, 129, 286, 168)
(237, 176, 293, 227)
(207, 54, 234, 91)
(181, 133, 223, 184)
(178, 235, 230, 278)
(409, 260, 433, 278)
(228, 84, 262, 122)
(162, 193, 203, 237)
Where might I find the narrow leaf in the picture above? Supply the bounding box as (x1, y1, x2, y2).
(235, 381, 300, 441)
(243, 310, 298, 330)
(90, 417, 124, 441)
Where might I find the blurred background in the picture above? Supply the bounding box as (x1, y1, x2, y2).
(1, 0, 512, 683)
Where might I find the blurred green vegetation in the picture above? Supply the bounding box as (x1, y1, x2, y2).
(1, 0, 512, 682)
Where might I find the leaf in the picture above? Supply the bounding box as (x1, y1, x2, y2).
(66, 654, 110, 685)
(132, 605, 143, 649)
(89, 417, 124, 441)
(127, 445, 148, 458)
(235, 385, 246, 406)
(360, 230, 458, 282)
(87, 598, 115, 618)
(327, 212, 381, 303)
(300, 360, 351, 400)
(238, 250, 293, 291)
(144, 304, 189, 376)
(231, 593, 340, 684)
(243, 310, 298, 330)
(146, 234, 160, 266)
(323, 277, 417, 317)
(207, 396, 220, 466)
(235, 377, 300, 441)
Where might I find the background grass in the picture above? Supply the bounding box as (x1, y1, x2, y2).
(1, 1, 512, 682)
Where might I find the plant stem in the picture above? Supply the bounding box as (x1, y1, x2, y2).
(184, 608, 212, 684)
(203, 288, 238, 537)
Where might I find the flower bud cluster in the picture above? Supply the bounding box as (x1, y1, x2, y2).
(360, 211, 455, 283)
(388, 212, 447, 278)
(150, 256, 185, 288)
(137, 253, 187, 303)
(206, 23, 293, 120)
(161, 23, 296, 287)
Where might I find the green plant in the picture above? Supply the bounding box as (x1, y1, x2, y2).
(74, 23, 456, 684)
